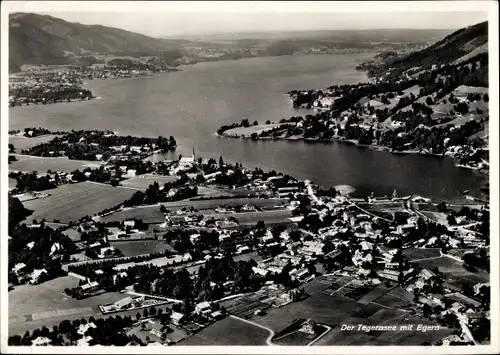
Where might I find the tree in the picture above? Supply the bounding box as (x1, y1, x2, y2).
(482, 93, 489, 102)
(136, 312, 141, 320)
(426, 97, 434, 106)
(423, 303, 432, 317)
(253, 120, 258, 126)
(110, 179, 119, 187)
(265, 120, 271, 124)
(437, 202, 447, 212)
(454, 102, 469, 115)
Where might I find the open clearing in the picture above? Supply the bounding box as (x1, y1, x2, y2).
(119, 174, 178, 190)
(21, 182, 136, 223)
(110, 240, 175, 257)
(203, 209, 293, 227)
(179, 316, 270, 345)
(223, 124, 282, 137)
(9, 134, 60, 151)
(160, 197, 285, 211)
(197, 186, 234, 198)
(9, 155, 101, 173)
(8, 276, 124, 336)
(413, 256, 489, 290)
(246, 278, 452, 346)
(402, 248, 442, 261)
(98, 205, 165, 224)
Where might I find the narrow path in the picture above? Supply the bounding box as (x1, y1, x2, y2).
(229, 314, 277, 346)
(86, 180, 143, 191)
(307, 324, 332, 346)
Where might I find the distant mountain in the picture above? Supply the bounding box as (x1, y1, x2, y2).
(9, 12, 185, 72)
(361, 21, 488, 80)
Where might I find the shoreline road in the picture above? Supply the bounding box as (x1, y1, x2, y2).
(229, 314, 277, 346)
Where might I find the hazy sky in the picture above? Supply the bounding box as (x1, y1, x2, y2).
(35, 11, 488, 38)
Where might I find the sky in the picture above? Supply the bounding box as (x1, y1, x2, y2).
(5, 1, 490, 38)
(34, 11, 489, 38)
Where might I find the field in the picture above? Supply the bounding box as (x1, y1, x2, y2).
(61, 228, 82, 242)
(8, 276, 124, 336)
(223, 124, 282, 137)
(203, 209, 293, 227)
(247, 278, 453, 346)
(273, 323, 330, 346)
(9, 155, 101, 173)
(197, 186, 234, 198)
(21, 182, 136, 223)
(179, 316, 271, 345)
(9, 134, 60, 151)
(110, 240, 175, 257)
(99, 205, 165, 224)
(357, 284, 394, 305)
(119, 174, 178, 190)
(413, 256, 489, 290)
(159, 197, 285, 211)
(402, 248, 442, 261)
(373, 287, 414, 308)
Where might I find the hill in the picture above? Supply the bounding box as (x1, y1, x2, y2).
(8, 12, 186, 72)
(359, 21, 488, 80)
(9, 12, 456, 73)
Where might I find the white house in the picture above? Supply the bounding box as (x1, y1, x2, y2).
(195, 302, 212, 315)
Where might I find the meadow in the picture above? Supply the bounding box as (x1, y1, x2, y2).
(99, 205, 165, 224)
(9, 155, 101, 173)
(21, 182, 136, 223)
(179, 316, 271, 345)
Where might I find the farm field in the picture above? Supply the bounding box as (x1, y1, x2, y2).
(197, 186, 234, 198)
(9, 134, 60, 151)
(119, 174, 178, 190)
(245, 278, 452, 346)
(204, 209, 293, 227)
(357, 284, 393, 305)
(9, 155, 101, 173)
(179, 316, 271, 345)
(160, 197, 285, 211)
(413, 256, 489, 290)
(402, 248, 442, 261)
(110, 240, 175, 257)
(373, 287, 414, 309)
(98, 205, 165, 224)
(21, 182, 136, 224)
(8, 275, 125, 336)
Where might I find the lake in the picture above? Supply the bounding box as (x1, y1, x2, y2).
(8, 54, 487, 199)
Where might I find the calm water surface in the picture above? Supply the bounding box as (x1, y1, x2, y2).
(9, 54, 487, 199)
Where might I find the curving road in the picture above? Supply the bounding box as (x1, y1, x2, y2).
(229, 315, 277, 346)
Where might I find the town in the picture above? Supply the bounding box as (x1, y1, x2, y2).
(9, 59, 179, 107)
(8, 129, 490, 346)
